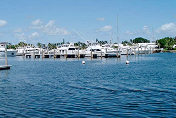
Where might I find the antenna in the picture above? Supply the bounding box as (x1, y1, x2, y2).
(117, 15, 119, 43)
(72, 30, 88, 41)
(151, 27, 154, 42)
(110, 32, 113, 44)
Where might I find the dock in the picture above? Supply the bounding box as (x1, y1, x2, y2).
(22, 47, 160, 59)
(23, 52, 125, 59)
(0, 65, 11, 70)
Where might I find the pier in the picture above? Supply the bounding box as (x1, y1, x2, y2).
(22, 49, 158, 59)
(18, 42, 161, 60)
(0, 65, 11, 70)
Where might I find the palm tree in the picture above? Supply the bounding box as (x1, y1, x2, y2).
(37, 42, 42, 48)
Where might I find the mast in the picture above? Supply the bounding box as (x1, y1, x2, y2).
(117, 15, 119, 44)
(117, 15, 120, 52)
(151, 27, 154, 42)
(110, 32, 113, 44)
(5, 43, 8, 65)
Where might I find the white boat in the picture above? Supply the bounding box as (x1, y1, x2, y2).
(0, 43, 17, 57)
(117, 44, 135, 55)
(101, 44, 119, 57)
(85, 43, 119, 57)
(85, 43, 102, 57)
(16, 46, 42, 56)
(57, 43, 86, 56)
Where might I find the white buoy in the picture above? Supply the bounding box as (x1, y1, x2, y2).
(126, 60, 130, 64)
(82, 61, 85, 64)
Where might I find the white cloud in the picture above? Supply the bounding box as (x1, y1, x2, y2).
(98, 25, 112, 32)
(143, 26, 148, 30)
(143, 26, 151, 34)
(158, 23, 176, 32)
(0, 20, 7, 27)
(45, 20, 55, 27)
(156, 23, 176, 37)
(30, 32, 39, 39)
(96, 17, 105, 21)
(32, 19, 42, 26)
(14, 28, 23, 33)
(14, 31, 39, 41)
(45, 28, 69, 36)
(14, 33, 26, 41)
(31, 20, 69, 35)
(125, 31, 135, 35)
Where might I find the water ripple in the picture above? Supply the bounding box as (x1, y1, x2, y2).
(0, 53, 176, 117)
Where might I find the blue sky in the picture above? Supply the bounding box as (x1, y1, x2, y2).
(0, 0, 176, 44)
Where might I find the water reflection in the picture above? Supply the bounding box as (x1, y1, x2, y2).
(0, 70, 9, 79)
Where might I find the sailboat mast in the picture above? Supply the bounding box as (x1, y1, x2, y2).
(110, 32, 113, 44)
(152, 27, 154, 42)
(117, 15, 119, 43)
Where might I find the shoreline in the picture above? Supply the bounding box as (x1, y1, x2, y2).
(162, 50, 176, 53)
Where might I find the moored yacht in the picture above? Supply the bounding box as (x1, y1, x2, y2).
(101, 44, 120, 57)
(85, 43, 120, 57)
(57, 43, 86, 57)
(85, 43, 102, 57)
(16, 46, 42, 56)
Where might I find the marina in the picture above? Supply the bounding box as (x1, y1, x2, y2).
(0, 0, 176, 117)
(0, 42, 162, 59)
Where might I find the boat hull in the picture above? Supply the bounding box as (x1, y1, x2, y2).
(0, 50, 17, 57)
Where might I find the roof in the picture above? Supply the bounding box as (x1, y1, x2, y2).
(0, 42, 9, 44)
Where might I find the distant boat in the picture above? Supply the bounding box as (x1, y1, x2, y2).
(0, 43, 17, 57)
(16, 46, 42, 56)
(85, 43, 119, 57)
(57, 43, 81, 56)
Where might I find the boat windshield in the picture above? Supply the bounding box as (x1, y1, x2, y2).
(68, 48, 75, 50)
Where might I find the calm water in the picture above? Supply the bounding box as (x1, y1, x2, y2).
(0, 53, 176, 117)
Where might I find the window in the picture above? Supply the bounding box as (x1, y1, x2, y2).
(68, 48, 75, 50)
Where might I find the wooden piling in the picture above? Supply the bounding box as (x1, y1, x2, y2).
(101, 50, 102, 59)
(78, 48, 80, 58)
(138, 47, 139, 55)
(91, 48, 93, 59)
(127, 48, 128, 57)
(65, 50, 67, 58)
(5, 44, 8, 65)
(54, 49, 56, 58)
(93, 54, 97, 58)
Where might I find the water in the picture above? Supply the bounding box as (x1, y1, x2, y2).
(0, 53, 176, 117)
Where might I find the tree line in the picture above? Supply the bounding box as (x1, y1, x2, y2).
(122, 37, 150, 46)
(6, 37, 176, 50)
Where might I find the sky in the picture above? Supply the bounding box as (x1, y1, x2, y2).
(0, 0, 176, 44)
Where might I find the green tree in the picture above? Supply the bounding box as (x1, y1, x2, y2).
(122, 40, 132, 46)
(7, 44, 16, 49)
(81, 43, 87, 49)
(97, 40, 108, 45)
(132, 37, 150, 43)
(157, 37, 175, 50)
(48, 43, 57, 50)
(18, 42, 27, 47)
(74, 41, 87, 49)
(37, 42, 42, 48)
(96, 38, 99, 42)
